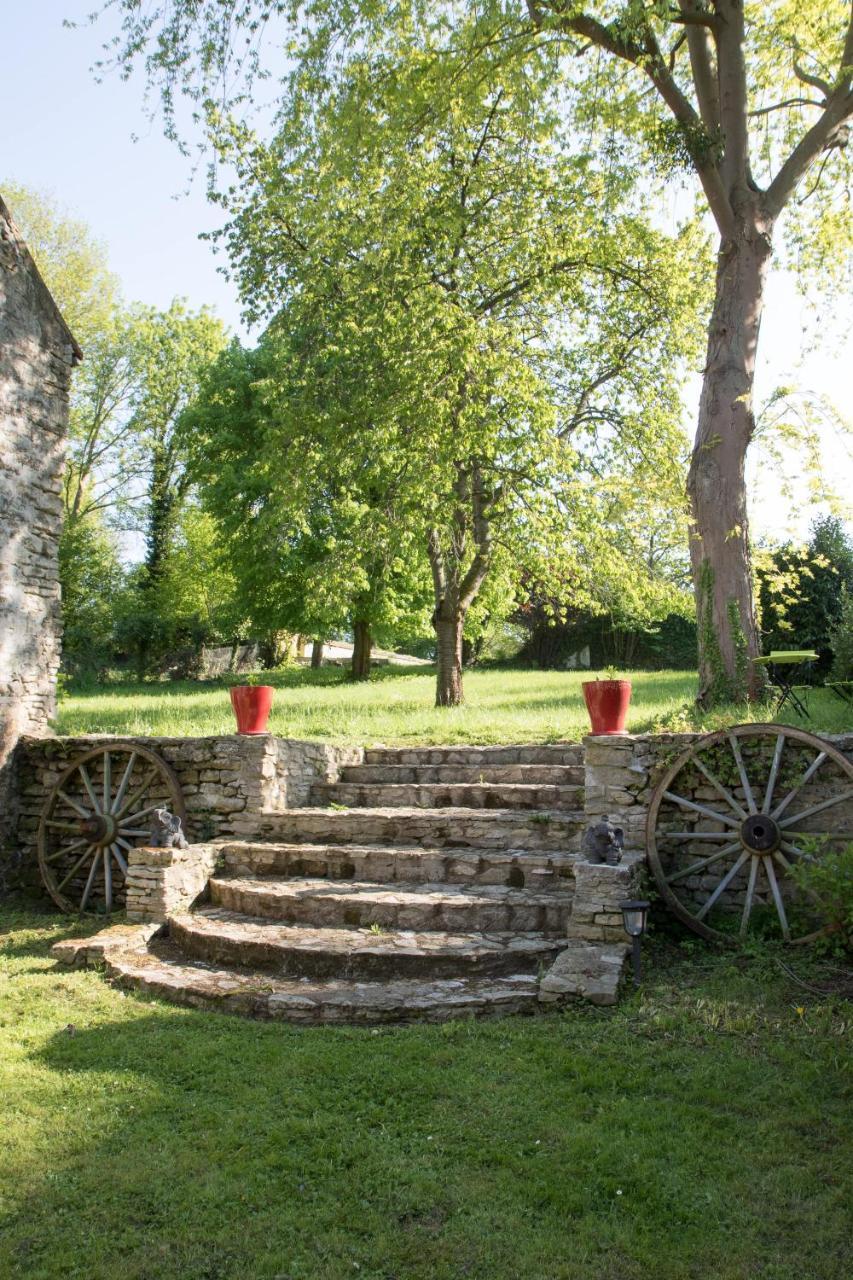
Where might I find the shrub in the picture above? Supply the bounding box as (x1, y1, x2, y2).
(829, 586, 853, 682)
(788, 842, 853, 953)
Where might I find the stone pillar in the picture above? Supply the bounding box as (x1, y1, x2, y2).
(125, 843, 220, 923)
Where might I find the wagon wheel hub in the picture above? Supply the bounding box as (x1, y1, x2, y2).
(739, 814, 781, 855)
(78, 813, 118, 848)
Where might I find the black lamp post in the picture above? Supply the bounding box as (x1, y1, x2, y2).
(619, 899, 650, 986)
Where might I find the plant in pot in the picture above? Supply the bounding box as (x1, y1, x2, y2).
(228, 671, 275, 735)
(582, 667, 632, 735)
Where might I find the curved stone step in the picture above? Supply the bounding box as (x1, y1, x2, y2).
(217, 840, 576, 888)
(170, 909, 565, 979)
(251, 806, 584, 851)
(103, 942, 541, 1023)
(310, 781, 583, 811)
(340, 763, 585, 785)
(362, 745, 582, 766)
(208, 876, 571, 934)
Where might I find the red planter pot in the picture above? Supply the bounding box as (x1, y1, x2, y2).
(230, 685, 274, 734)
(582, 679, 632, 735)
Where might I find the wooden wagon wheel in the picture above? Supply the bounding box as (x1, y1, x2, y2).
(37, 743, 186, 914)
(647, 724, 853, 944)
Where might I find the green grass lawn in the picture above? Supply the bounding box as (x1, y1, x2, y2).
(1, 902, 850, 1280)
(55, 666, 853, 744)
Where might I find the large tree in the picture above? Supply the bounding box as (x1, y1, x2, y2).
(180, 38, 707, 704)
(91, 1, 853, 704)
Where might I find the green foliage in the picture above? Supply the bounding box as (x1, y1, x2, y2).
(0, 181, 119, 348)
(178, 25, 708, 701)
(789, 843, 853, 953)
(757, 517, 853, 676)
(828, 586, 853, 683)
(58, 511, 125, 677)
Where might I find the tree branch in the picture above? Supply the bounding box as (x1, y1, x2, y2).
(766, 7, 853, 217)
(528, 4, 736, 237)
(748, 97, 824, 118)
(679, 0, 720, 133)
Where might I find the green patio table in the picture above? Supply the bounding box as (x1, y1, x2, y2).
(752, 650, 818, 717)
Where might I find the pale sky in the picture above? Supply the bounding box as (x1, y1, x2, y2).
(2, 1, 851, 546)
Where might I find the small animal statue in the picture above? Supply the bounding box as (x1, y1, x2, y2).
(149, 808, 189, 850)
(581, 816, 624, 865)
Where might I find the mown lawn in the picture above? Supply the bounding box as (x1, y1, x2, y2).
(0, 903, 850, 1280)
(56, 666, 853, 744)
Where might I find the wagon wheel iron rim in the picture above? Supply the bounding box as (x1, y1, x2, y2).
(37, 743, 186, 915)
(646, 723, 853, 945)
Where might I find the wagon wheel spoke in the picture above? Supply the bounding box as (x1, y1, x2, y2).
(662, 791, 740, 829)
(44, 820, 80, 834)
(779, 787, 853, 830)
(728, 733, 757, 814)
(111, 751, 137, 814)
(102, 848, 113, 913)
(665, 841, 742, 885)
(661, 831, 737, 841)
(692, 754, 747, 819)
(118, 827, 153, 839)
(110, 844, 129, 876)
(739, 857, 761, 938)
(695, 850, 751, 921)
(79, 852, 101, 912)
(117, 804, 162, 828)
(77, 763, 100, 813)
(103, 751, 114, 811)
(56, 845, 98, 894)
(44, 837, 90, 864)
(56, 789, 91, 820)
(771, 752, 827, 820)
(761, 733, 786, 814)
(763, 856, 791, 941)
(114, 770, 160, 823)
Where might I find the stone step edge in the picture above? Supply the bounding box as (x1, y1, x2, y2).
(253, 806, 586, 821)
(215, 840, 579, 860)
(362, 745, 582, 761)
(340, 764, 585, 781)
(175, 909, 569, 957)
(106, 944, 543, 1023)
(209, 875, 574, 906)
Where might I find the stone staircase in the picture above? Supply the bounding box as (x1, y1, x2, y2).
(55, 744, 636, 1022)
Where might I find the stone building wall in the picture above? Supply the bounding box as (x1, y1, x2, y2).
(0, 194, 81, 832)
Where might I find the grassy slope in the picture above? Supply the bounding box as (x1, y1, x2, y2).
(56, 666, 853, 744)
(0, 904, 850, 1280)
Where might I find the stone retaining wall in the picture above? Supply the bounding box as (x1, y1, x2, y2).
(7, 734, 362, 884)
(585, 731, 853, 915)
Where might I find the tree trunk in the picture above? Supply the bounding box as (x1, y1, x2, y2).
(688, 219, 773, 705)
(350, 619, 372, 681)
(310, 638, 324, 669)
(434, 611, 465, 706)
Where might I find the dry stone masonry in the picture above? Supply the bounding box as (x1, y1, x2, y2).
(0, 194, 80, 834)
(47, 739, 640, 1019)
(31, 726, 851, 1022)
